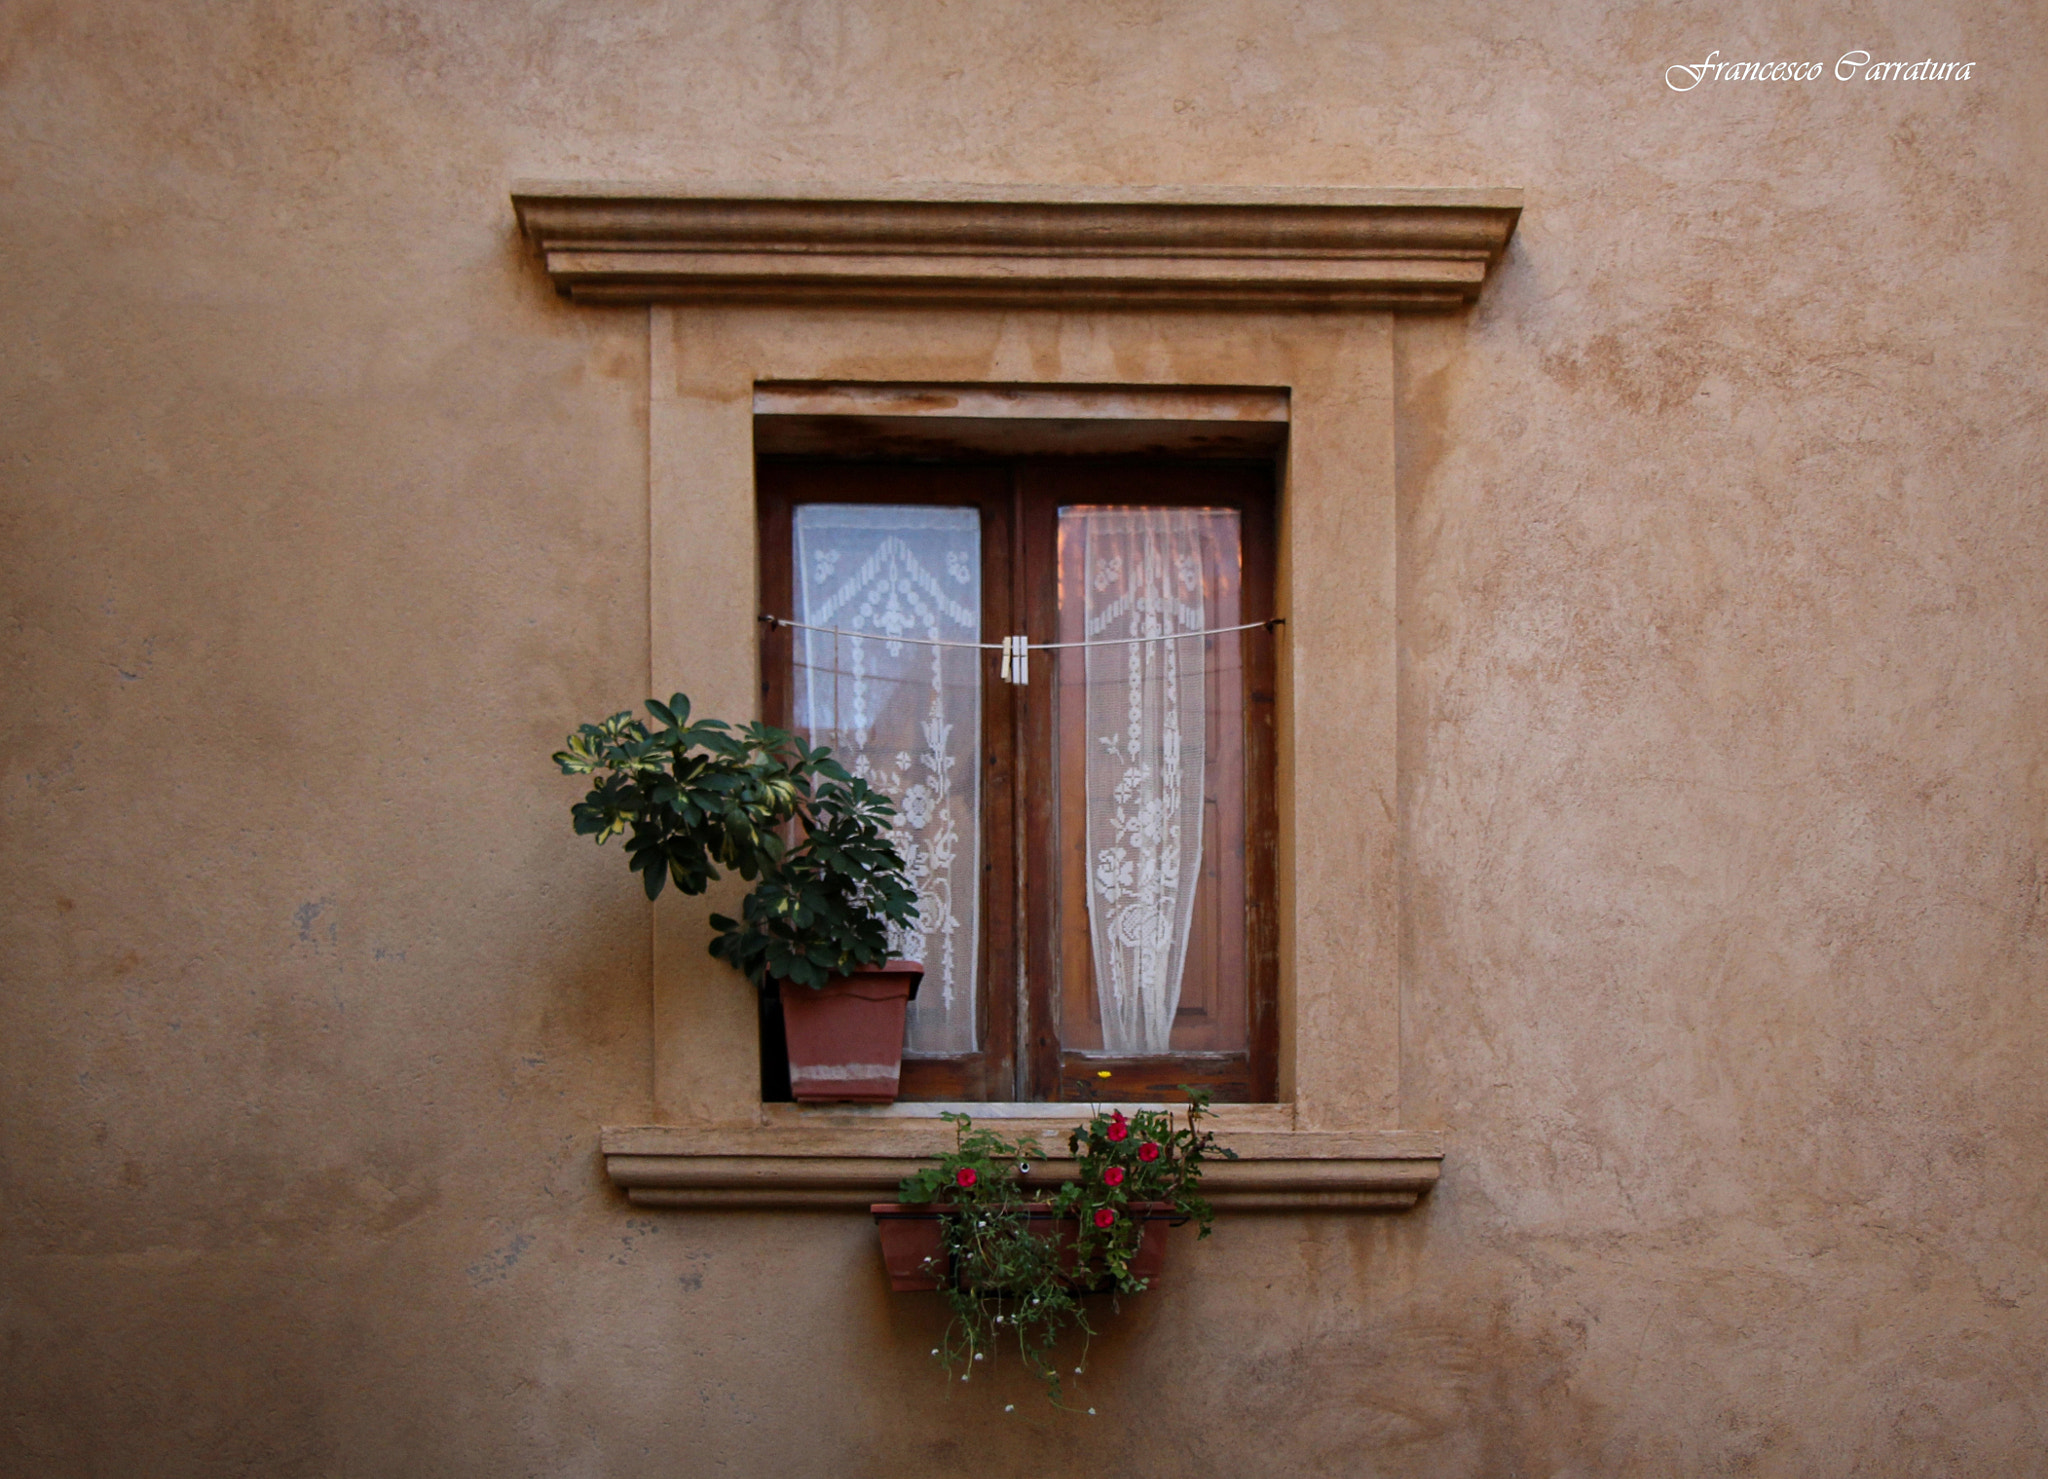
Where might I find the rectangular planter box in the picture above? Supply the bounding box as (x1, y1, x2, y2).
(871, 1202, 1177, 1293)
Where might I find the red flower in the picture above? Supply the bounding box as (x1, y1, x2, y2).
(1106, 1112, 1129, 1143)
(1093, 1207, 1117, 1229)
(955, 1166, 978, 1188)
(1101, 1166, 1125, 1187)
(1137, 1141, 1161, 1162)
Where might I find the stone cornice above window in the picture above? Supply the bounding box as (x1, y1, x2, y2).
(511, 181, 1522, 309)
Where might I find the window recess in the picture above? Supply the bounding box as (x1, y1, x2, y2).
(758, 458, 1278, 1103)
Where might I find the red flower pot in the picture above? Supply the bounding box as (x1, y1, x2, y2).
(778, 962, 922, 1104)
(870, 1203, 1177, 1292)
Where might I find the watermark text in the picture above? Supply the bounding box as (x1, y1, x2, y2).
(1665, 50, 1975, 91)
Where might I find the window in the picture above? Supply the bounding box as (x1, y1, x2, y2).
(525, 182, 1519, 1202)
(758, 458, 1278, 1103)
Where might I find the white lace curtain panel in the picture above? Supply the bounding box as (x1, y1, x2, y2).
(792, 505, 981, 1055)
(1073, 506, 1237, 1055)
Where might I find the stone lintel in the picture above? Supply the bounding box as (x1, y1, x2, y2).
(513, 182, 1522, 309)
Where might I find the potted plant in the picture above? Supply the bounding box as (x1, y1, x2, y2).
(553, 693, 924, 1103)
(872, 1085, 1235, 1403)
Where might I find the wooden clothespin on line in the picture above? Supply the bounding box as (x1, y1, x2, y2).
(997, 635, 1029, 685)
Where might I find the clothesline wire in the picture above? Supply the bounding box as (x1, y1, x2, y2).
(758, 613, 1284, 652)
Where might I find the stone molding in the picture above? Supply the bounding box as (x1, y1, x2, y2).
(512, 181, 1522, 309)
(603, 1122, 1444, 1212)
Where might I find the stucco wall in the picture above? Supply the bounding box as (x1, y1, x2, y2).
(4, 3, 2043, 1474)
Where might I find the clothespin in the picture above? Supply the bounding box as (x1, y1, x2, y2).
(998, 635, 1029, 685)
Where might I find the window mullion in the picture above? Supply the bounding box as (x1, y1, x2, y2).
(1009, 467, 1033, 1101)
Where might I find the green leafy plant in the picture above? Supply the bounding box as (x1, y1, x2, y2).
(553, 693, 918, 989)
(896, 1084, 1235, 1404)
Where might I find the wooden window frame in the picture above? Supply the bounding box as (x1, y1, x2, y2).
(757, 458, 1279, 1104)
(756, 463, 1019, 1103)
(1019, 463, 1280, 1103)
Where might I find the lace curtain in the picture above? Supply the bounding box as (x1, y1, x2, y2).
(1072, 507, 1237, 1055)
(792, 505, 981, 1055)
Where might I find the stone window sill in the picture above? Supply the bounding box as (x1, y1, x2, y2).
(602, 1109, 1442, 1212)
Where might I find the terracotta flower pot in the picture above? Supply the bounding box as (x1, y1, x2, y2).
(778, 961, 922, 1104)
(870, 1202, 1177, 1292)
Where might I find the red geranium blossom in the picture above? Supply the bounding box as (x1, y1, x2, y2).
(955, 1166, 978, 1188)
(1101, 1166, 1125, 1187)
(1106, 1111, 1130, 1143)
(1137, 1141, 1161, 1162)
(1093, 1207, 1117, 1228)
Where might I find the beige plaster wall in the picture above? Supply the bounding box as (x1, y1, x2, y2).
(3, 2, 2042, 1474)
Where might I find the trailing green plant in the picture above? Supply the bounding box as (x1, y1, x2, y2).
(553, 693, 918, 989)
(896, 1085, 1235, 1404)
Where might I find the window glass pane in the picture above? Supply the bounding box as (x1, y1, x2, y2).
(792, 504, 981, 1054)
(1055, 505, 1247, 1056)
